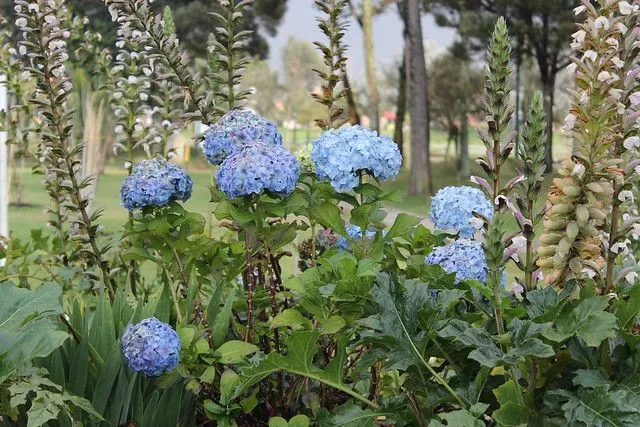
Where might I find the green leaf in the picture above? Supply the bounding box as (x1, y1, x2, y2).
(212, 291, 236, 349)
(319, 402, 391, 427)
(544, 296, 618, 347)
(365, 274, 435, 370)
(214, 340, 259, 364)
(551, 387, 640, 427)
(385, 213, 421, 240)
(0, 282, 68, 383)
(219, 369, 240, 406)
(356, 259, 381, 278)
(310, 202, 347, 236)
(430, 409, 484, 427)
(270, 309, 311, 331)
(237, 331, 378, 409)
(27, 392, 62, 427)
(318, 315, 346, 335)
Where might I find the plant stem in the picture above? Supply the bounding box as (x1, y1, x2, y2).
(34, 12, 115, 301)
(244, 233, 255, 342)
(163, 269, 183, 323)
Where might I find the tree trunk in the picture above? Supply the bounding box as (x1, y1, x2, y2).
(394, 50, 407, 157)
(363, 0, 380, 132)
(403, 0, 432, 195)
(342, 71, 361, 125)
(459, 112, 469, 180)
(541, 72, 555, 173)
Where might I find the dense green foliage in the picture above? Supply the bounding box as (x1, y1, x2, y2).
(1, 1, 640, 426)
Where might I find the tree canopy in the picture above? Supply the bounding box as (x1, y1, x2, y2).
(1, 0, 288, 58)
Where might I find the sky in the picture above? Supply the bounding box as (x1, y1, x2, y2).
(266, 1, 457, 78)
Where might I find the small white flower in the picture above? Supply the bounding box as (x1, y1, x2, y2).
(583, 50, 598, 62)
(632, 223, 640, 240)
(512, 235, 527, 249)
(619, 1, 636, 15)
(594, 16, 610, 30)
(612, 56, 624, 68)
(567, 63, 578, 74)
(127, 75, 138, 84)
(470, 217, 484, 230)
(598, 71, 612, 82)
(630, 92, 640, 105)
(124, 161, 132, 169)
(15, 17, 27, 28)
(140, 92, 148, 101)
(510, 282, 525, 295)
(625, 271, 638, 284)
(619, 190, 634, 202)
(610, 89, 623, 101)
(44, 15, 57, 25)
(564, 113, 577, 133)
(574, 5, 586, 15)
(582, 268, 597, 279)
(572, 163, 586, 178)
(571, 30, 586, 49)
(611, 242, 627, 254)
(114, 125, 124, 134)
(624, 136, 640, 150)
(617, 22, 629, 34)
(606, 38, 620, 49)
(20, 71, 31, 81)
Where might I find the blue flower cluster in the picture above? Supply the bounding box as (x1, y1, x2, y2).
(311, 125, 402, 192)
(216, 140, 300, 198)
(336, 225, 377, 250)
(430, 186, 493, 238)
(426, 239, 489, 283)
(202, 110, 283, 165)
(120, 158, 193, 211)
(121, 317, 180, 377)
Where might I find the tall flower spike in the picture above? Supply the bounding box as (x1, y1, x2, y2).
(603, 1, 640, 291)
(110, 30, 154, 172)
(474, 17, 517, 206)
(538, 0, 622, 287)
(312, 0, 349, 130)
(210, 0, 253, 113)
(104, 0, 217, 124)
(514, 92, 547, 290)
(16, 0, 115, 298)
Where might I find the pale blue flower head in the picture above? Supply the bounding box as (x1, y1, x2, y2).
(121, 317, 180, 377)
(336, 225, 377, 250)
(216, 140, 300, 198)
(430, 186, 493, 238)
(426, 239, 490, 283)
(202, 109, 283, 165)
(311, 125, 402, 192)
(120, 158, 193, 211)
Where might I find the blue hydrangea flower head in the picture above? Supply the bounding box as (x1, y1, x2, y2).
(311, 125, 403, 192)
(120, 158, 193, 211)
(426, 239, 489, 283)
(202, 109, 283, 165)
(336, 225, 377, 250)
(216, 140, 300, 198)
(121, 317, 180, 376)
(430, 186, 493, 238)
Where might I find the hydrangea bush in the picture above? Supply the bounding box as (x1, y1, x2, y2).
(311, 125, 402, 191)
(2, 1, 640, 427)
(120, 158, 193, 210)
(430, 186, 493, 238)
(202, 109, 283, 165)
(121, 317, 180, 376)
